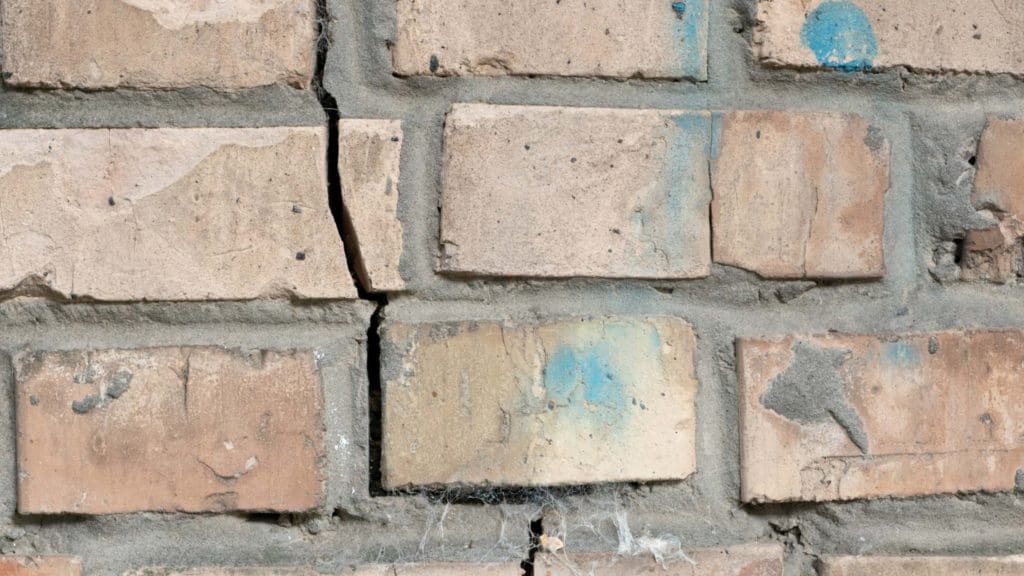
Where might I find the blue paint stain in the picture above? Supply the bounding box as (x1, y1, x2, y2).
(670, 0, 706, 79)
(800, 1, 877, 72)
(885, 341, 919, 366)
(544, 345, 625, 413)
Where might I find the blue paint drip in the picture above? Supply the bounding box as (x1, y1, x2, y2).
(800, 1, 877, 72)
(670, 0, 706, 79)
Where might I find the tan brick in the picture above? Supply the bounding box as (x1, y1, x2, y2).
(124, 570, 314, 576)
(755, 0, 1024, 75)
(349, 563, 522, 575)
(537, 544, 784, 575)
(382, 317, 697, 488)
(739, 331, 1024, 503)
(17, 347, 324, 514)
(0, 557, 81, 576)
(440, 104, 712, 279)
(712, 111, 889, 279)
(821, 555, 1024, 575)
(963, 119, 1024, 283)
(0, 128, 355, 301)
(338, 120, 405, 292)
(394, 0, 707, 80)
(1, 0, 316, 89)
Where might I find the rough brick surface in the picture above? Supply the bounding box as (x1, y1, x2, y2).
(440, 104, 712, 279)
(393, 0, 707, 80)
(129, 565, 520, 576)
(963, 119, 1024, 283)
(739, 331, 1024, 503)
(338, 120, 405, 292)
(382, 317, 697, 488)
(17, 347, 325, 514)
(821, 555, 1024, 575)
(0, 128, 355, 301)
(0, 0, 317, 89)
(537, 544, 784, 575)
(755, 0, 1024, 75)
(712, 111, 889, 279)
(0, 557, 81, 576)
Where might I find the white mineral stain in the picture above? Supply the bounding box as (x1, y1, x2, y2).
(118, 0, 291, 29)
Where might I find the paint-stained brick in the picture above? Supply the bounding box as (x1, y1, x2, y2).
(338, 120, 406, 292)
(537, 544, 785, 575)
(755, 0, 1024, 75)
(0, 557, 81, 576)
(394, 0, 707, 79)
(440, 104, 712, 280)
(382, 317, 698, 488)
(1, 0, 317, 89)
(712, 111, 889, 279)
(740, 331, 1024, 503)
(0, 128, 355, 301)
(821, 555, 1024, 575)
(17, 347, 325, 514)
(127, 565, 521, 576)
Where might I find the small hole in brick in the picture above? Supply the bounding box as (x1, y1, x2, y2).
(295, 251, 307, 261)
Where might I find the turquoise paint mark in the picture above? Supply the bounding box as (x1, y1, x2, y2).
(544, 346, 625, 413)
(670, 0, 707, 79)
(885, 341, 919, 366)
(801, 1, 877, 71)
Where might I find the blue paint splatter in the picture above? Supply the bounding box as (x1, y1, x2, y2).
(544, 345, 625, 413)
(885, 341, 919, 366)
(800, 1, 877, 72)
(671, 2, 687, 18)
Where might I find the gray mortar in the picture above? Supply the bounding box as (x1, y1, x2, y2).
(0, 0, 1022, 574)
(760, 342, 868, 454)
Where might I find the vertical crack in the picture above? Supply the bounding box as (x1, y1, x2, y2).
(314, 0, 389, 498)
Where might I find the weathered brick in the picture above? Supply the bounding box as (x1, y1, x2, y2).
(0, 128, 355, 301)
(1, 0, 316, 89)
(963, 119, 1024, 283)
(739, 331, 1024, 503)
(537, 544, 784, 575)
(349, 563, 522, 575)
(755, 0, 1024, 75)
(338, 120, 406, 292)
(383, 317, 697, 488)
(0, 557, 81, 576)
(440, 104, 712, 279)
(821, 555, 1024, 575)
(393, 0, 707, 80)
(712, 111, 889, 279)
(17, 347, 324, 514)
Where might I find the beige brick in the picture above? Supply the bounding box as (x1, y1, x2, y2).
(821, 555, 1024, 575)
(0, 557, 81, 576)
(755, 0, 1024, 75)
(440, 104, 712, 279)
(17, 347, 325, 514)
(739, 331, 1024, 503)
(338, 120, 405, 292)
(349, 563, 522, 575)
(1, 0, 316, 89)
(0, 128, 355, 301)
(712, 111, 889, 279)
(537, 544, 784, 575)
(963, 119, 1024, 283)
(382, 317, 697, 488)
(394, 0, 707, 80)
(124, 570, 315, 576)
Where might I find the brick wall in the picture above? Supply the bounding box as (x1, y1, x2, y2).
(0, 1, 1022, 575)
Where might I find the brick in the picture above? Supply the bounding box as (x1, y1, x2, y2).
(0, 557, 81, 576)
(17, 347, 324, 514)
(393, 0, 707, 80)
(440, 104, 712, 279)
(536, 544, 784, 575)
(349, 563, 522, 575)
(382, 317, 697, 488)
(963, 119, 1024, 283)
(1, 0, 316, 89)
(712, 111, 889, 279)
(821, 555, 1024, 575)
(739, 331, 1024, 503)
(754, 0, 1024, 75)
(0, 128, 355, 301)
(338, 120, 406, 292)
